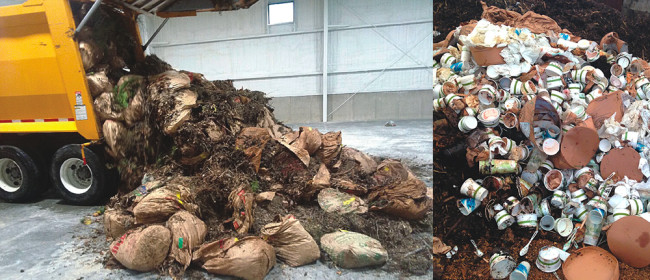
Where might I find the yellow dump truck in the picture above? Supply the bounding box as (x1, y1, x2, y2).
(0, 0, 257, 204)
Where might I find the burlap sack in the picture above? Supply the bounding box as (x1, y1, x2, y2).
(110, 225, 171, 272)
(296, 127, 322, 155)
(342, 147, 377, 175)
(260, 215, 320, 267)
(165, 211, 207, 270)
(225, 186, 255, 234)
(373, 159, 410, 186)
(86, 71, 113, 98)
(79, 40, 103, 71)
(132, 184, 196, 224)
(367, 178, 433, 220)
(317, 188, 367, 214)
(104, 209, 135, 240)
(320, 231, 387, 269)
(317, 131, 342, 165)
(192, 236, 276, 280)
(94, 92, 123, 122)
(235, 127, 272, 172)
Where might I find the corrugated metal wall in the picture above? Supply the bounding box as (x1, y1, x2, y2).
(138, 0, 433, 122)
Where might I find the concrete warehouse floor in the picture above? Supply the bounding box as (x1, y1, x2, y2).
(0, 119, 433, 280)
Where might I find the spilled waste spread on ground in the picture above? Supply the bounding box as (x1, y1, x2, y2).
(70, 3, 434, 279)
(433, 2, 650, 280)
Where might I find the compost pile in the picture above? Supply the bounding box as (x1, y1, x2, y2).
(433, 2, 650, 280)
(434, 0, 650, 60)
(72, 3, 434, 279)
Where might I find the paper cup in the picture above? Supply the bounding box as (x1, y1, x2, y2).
(495, 210, 516, 230)
(540, 215, 556, 231)
(517, 179, 532, 198)
(637, 89, 648, 100)
(458, 198, 481, 216)
(551, 190, 568, 209)
(521, 80, 537, 95)
(549, 90, 566, 104)
(586, 89, 602, 103)
(458, 116, 478, 133)
(501, 112, 518, 129)
(617, 54, 631, 68)
(501, 137, 516, 155)
(478, 85, 497, 105)
(478, 108, 501, 128)
(536, 246, 561, 273)
(570, 189, 587, 203)
(612, 208, 630, 222)
(502, 98, 521, 111)
(555, 217, 573, 237)
(583, 210, 604, 246)
(516, 213, 538, 228)
(457, 75, 476, 89)
(587, 196, 608, 214)
(443, 93, 461, 106)
(433, 98, 446, 111)
(636, 77, 650, 89)
(509, 261, 530, 280)
(568, 83, 583, 94)
(540, 160, 554, 174)
(490, 253, 517, 280)
(570, 105, 587, 120)
(441, 53, 456, 67)
(433, 84, 443, 99)
(510, 79, 523, 95)
(610, 63, 624, 76)
(599, 139, 611, 152)
(542, 138, 560, 156)
(574, 203, 589, 222)
(464, 107, 478, 116)
(629, 198, 644, 215)
(546, 62, 563, 76)
(571, 69, 588, 84)
(460, 178, 488, 201)
(521, 170, 542, 185)
(544, 169, 564, 191)
(610, 75, 626, 89)
(546, 76, 563, 89)
(496, 89, 510, 102)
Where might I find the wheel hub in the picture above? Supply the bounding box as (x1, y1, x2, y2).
(0, 158, 23, 193)
(60, 158, 93, 194)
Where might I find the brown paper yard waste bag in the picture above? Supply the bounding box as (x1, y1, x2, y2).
(295, 126, 322, 155)
(192, 236, 276, 280)
(320, 230, 388, 268)
(104, 209, 135, 240)
(165, 211, 207, 270)
(318, 188, 368, 214)
(86, 71, 113, 98)
(368, 177, 433, 220)
(342, 147, 378, 175)
(110, 225, 171, 272)
(225, 186, 255, 234)
(260, 214, 320, 267)
(373, 159, 410, 186)
(318, 131, 342, 165)
(132, 184, 196, 224)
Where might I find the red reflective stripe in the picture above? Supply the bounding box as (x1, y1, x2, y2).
(0, 118, 75, 123)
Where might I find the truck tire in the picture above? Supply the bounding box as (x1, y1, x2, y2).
(0, 146, 42, 202)
(51, 144, 107, 205)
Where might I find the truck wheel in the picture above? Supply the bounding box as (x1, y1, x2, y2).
(0, 146, 42, 202)
(51, 144, 106, 205)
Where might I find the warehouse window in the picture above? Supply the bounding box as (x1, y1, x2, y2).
(268, 1, 294, 25)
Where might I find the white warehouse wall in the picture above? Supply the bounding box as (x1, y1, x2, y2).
(138, 0, 433, 123)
